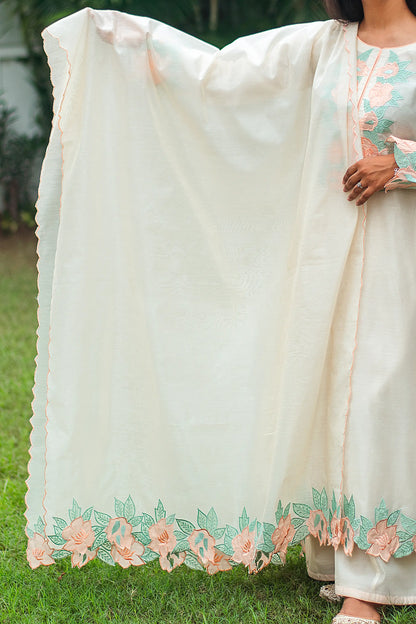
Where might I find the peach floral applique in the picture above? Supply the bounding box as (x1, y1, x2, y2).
(111, 539, 145, 568)
(27, 533, 55, 569)
(306, 510, 329, 547)
(271, 515, 295, 564)
(105, 517, 133, 548)
(159, 551, 186, 572)
(357, 59, 369, 77)
(231, 526, 256, 566)
(366, 519, 399, 562)
(188, 529, 216, 565)
(205, 548, 232, 575)
(61, 517, 96, 567)
(341, 517, 355, 557)
(248, 551, 273, 575)
(148, 518, 177, 557)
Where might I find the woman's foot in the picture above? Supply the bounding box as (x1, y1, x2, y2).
(339, 597, 381, 622)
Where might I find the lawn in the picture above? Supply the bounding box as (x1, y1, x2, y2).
(0, 230, 415, 624)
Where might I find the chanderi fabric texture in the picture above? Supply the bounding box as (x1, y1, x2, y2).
(26, 9, 416, 575)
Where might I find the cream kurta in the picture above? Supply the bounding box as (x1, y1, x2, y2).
(25, 9, 416, 584)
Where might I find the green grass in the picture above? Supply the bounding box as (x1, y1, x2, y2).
(0, 230, 415, 624)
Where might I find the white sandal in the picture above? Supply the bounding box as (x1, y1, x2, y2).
(319, 583, 342, 603)
(331, 617, 381, 624)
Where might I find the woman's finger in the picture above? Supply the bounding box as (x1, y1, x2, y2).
(343, 163, 359, 185)
(344, 171, 366, 192)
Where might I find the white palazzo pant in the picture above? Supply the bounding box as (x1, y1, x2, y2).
(305, 536, 416, 605)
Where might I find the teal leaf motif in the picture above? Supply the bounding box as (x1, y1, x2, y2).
(226, 525, 238, 539)
(69, 499, 82, 523)
(275, 501, 283, 524)
(114, 498, 124, 517)
(53, 517, 68, 531)
(94, 511, 111, 526)
(394, 541, 414, 559)
(172, 539, 189, 553)
(248, 519, 257, 533)
(112, 520, 121, 534)
(34, 516, 45, 534)
(92, 532, 109, 550)
(48, 535, 66, 546)
(312, 488, 321, 509)
(331, 491, 337, 513)
(141, 549, 160, 563)
(155, 500, 166, 522)
(166, 514, 175, 525)
(283, 503, 291, 518)
(125, 496, 136, 522)
(375, 500, 389, 524)
(239, 508, 249, 532)
(291, 518, 306, 529)
(130, 515, 142, 528)
(82, 506, 93, 522)
(206, 508, 218, 534)
(184, 553, 204, 570)
(27, 528, 34, 539)
(197, 509, 207, 530)
(134, 531, 151, 545)
(292, 524, 309, 544)
(321, 489, 329, 516)
(176, 519, 195, 535)
(142, 513, 155, 528)
(387, 510, 401, 528)
(213, 527, 225, 541)
(397, 530, 412, 541)
(400, 515, 416, 535)
(97, 548, 116, 566)
(292, 504, 311, 519)
(51, 550, 71, 560)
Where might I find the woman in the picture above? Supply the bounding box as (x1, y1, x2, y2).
(26, 2, 416, 624)
(307, 2, 416, 623)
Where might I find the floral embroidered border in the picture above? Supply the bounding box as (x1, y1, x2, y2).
(26, 488, 416, 572)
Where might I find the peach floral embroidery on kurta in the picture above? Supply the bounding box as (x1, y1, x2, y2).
(359, 111, 378, 132)
(368, 82, 394, 107)
(271, 515, 295, 564)
(148, 518, 176, 557)
(231, 526, 256, 566)
(248, 551, 273, 574)
(27, 533, 55, 569)
(366, 519, 399, 562)
(357, 59, 369, 77)
(376, 62, 399, 79)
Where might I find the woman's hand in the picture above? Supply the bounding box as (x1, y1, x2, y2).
(343, 153, 397, 206)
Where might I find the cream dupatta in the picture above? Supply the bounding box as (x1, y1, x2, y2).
(26, 9, 399, 573)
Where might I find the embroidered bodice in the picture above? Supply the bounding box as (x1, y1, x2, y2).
(356, 37, 416, 190)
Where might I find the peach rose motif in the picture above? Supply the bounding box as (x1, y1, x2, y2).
(306, 510, 329, 546)
(27, 533, 55, 569)
(159, 551, 186, 572)
(148, 518, 177, 558)
(330, 515, 342, 550)
(357, 59, 369, 77)
(366, 519, 399, 562)
(205, 548, 233, 575)
(248, 551, 272, 575)
(231, 526, 256, 566)
(360, 111, 378, 133)
(62, 517, 95, 566)
(271, 515, 295, 564)
(341, 517, 354, 557)
(105, 517, 133, 548)
(188, 529, 216, 565)
(376, 62, 399, 79)
(369, 82, 394, 107)
(71, 548, 97, 568)
(387, 136, 416, 155)
(111, 538, 145, 568)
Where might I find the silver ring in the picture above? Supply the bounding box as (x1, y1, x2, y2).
(356, 181, 363, 189)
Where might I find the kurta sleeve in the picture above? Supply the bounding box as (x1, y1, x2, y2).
(384, 135, 416, 191)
